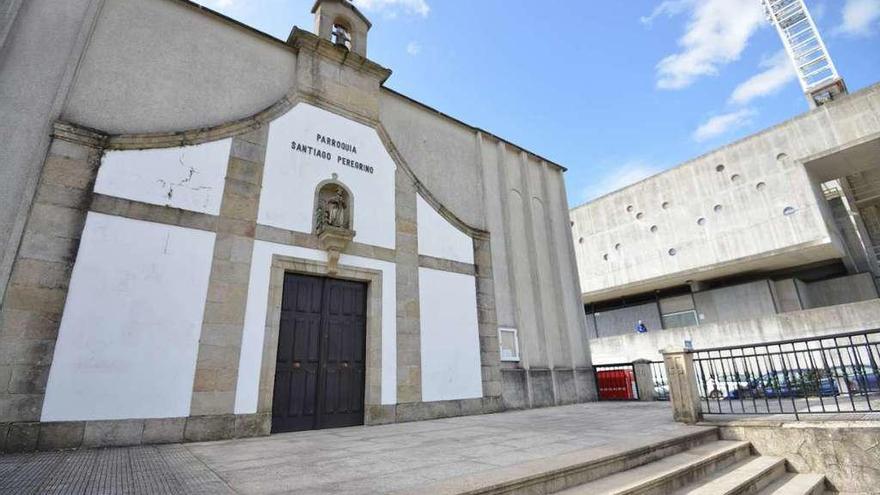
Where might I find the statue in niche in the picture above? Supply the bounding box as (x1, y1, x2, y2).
(313, 182, 355, 275)
(314, 184, 351, 232)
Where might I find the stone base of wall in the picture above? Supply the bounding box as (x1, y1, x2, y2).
(368, 396, 505, 426)
(1, 396, 514, 452)
(711, 419, 880, 494)
(0, 413, 271, 453)
(501, 368, 596, 410)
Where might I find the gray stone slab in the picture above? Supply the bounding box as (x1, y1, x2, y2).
(0, 403, 710, 494)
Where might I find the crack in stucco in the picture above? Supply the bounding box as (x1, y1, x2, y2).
(156, 153, 212, 207)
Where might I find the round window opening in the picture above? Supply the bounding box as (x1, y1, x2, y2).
(668, 248, 677, 256)
(570, 220, 574, 227)
(614, 243, 621, 251)
(626, 205, 634, 213)
(578, 237, 584, 244)
(731, 174, 741, 183)
(713, 204, 723, 213)
(661, 201, 670, 209)
(697, 217, 706, 226)
(716, 164, 725, 172)
(783, 206, 797, 216)
(650, 225, 658, 233)
(756, 182, 766, 191)
(602, 253, 609, 261)
(636, 212, 644, 220)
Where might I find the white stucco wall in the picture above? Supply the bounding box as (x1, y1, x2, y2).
(95, 139, 231, 215)
(234, 240, 397, 413)
(259, 103, 396, 249)
(416, 195, 474, 264)
(418, 267, 482, 402)
(41, 213, 215, 421)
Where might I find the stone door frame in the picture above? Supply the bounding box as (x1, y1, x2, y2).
(256, 255, 384, 427)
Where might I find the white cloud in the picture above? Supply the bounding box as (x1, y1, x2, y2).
(729, 51, 797, 105)
(647, 0, 765, 90)
(352, 0, 430, 18)
(406, 41, 421, 55)
(835, 0, 880, 36)
(580, 161, 665, 202)
(692, 108, 756, 142)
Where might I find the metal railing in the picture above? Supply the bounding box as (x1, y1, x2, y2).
(650, 361, 669, 401)
(692, 329, 880, 419)
(594, 363, 640, 401)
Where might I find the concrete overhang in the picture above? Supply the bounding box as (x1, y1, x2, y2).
(802, 131, 880, 182)
(581, 240, 842, 303)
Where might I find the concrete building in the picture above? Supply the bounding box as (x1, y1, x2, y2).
(0, 0, 593, 451)
(572, 83, 880, 364)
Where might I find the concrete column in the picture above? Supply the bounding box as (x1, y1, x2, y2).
(661, 347, 702, 423)
(632, 359, 654, 402)
(395, 169, 421, 404)
(189, 127, 268, 428)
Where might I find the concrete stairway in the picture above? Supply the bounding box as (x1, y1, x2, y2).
(398, 428, 828, 495)
(554, 439, 826, 495)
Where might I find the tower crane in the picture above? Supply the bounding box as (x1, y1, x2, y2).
(761, 0, 847, 107)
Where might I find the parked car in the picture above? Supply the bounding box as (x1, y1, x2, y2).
(836, 365, 880, 393)
(754, 369, 839, 398)
(653, 383, 670, 400)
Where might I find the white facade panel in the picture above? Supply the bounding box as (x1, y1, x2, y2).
(418, 267, 482, 402)
(41, 213, 215, 421)
(416, 195, 474, 264)
(95, 139, 232, 215)
(259, 103, 396, 249)
(234, 240, 397, 413)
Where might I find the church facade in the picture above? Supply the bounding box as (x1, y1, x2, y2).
(0, 0, 593, 450)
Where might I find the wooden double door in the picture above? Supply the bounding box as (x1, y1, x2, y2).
(271, 273, 367, 433)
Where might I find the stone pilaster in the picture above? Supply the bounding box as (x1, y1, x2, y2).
(0, 136, 103, 422)
(395, 170, 421, 403)
(474, 238, 502, 404)
(662, 347, 703, 424)
(632, 359, 655, 402)
(189, 127, 268, 417)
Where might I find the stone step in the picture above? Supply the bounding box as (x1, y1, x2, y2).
(391, 427, 722, 495)
(756, 473, 826, 495)
(673, 456, 787, 495)
(555, 440, 752, 495)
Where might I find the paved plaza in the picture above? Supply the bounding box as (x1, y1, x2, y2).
(0, 402, 711, 495)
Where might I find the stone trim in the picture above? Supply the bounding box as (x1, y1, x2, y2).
(255, 224, 396, 263)
(474, 238, 503, 400)
(256, 256, 385, 425)
(91, 196, 482, 277)
(90, 194, 218, 233)
(395, 169, 422, 404)
(0, 413, 270, 453)
(190, 127, 268, 417)
(417, 255, 475, 276)
(0, 139, 103, 423)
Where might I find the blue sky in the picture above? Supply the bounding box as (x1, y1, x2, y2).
(201, 0, 879, 207)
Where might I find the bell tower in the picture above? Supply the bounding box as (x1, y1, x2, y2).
(312, 0, 372, 57)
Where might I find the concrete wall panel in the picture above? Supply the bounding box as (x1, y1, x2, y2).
(589, 299, 880, 363)
(42, 213, 215, 421)
(418, 268, 482, 402)
(259, 103, 396, 249)
(416, 195, 473, 264)
(379, 92, 484, 230)
(95, 139, 232, 215)
(63, 0, 297, 135)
